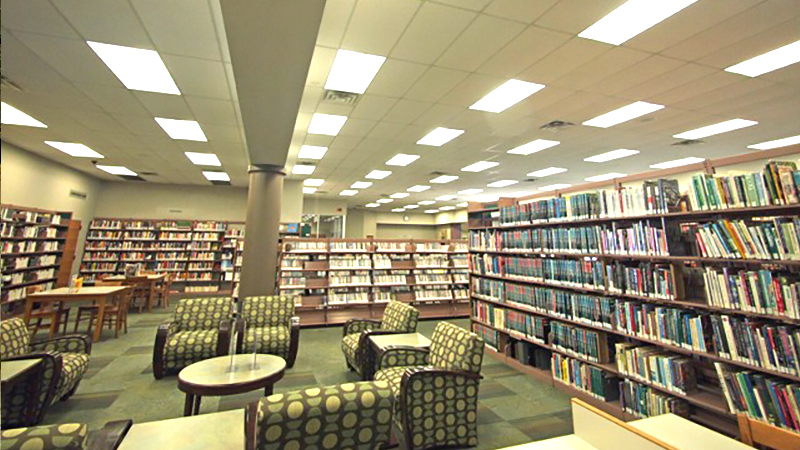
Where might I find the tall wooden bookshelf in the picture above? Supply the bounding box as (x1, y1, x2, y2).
(278, 238, 470, 327)
(1, 204, 81, 313)
(468, 150, 800, 438)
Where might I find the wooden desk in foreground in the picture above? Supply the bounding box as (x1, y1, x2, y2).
(26, 286, 129, 342)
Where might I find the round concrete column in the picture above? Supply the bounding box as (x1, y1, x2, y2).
(239, 164, 285, 299)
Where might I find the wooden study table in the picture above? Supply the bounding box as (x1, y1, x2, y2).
(117, 409, 244, 450)
(367, 332, 431, 380)
(104, 273, 167, 313)
(1, 359, 42, 396)
(25, 286, 130, 342)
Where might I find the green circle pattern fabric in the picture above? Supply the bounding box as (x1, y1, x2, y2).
(173, 297, 233, 332)
(255, 381, 393, 450)
(379, 301, 420, 333)
(0, 423, 88, 450)
(240, 296, 295, 360)
(163, 329, 220, 372)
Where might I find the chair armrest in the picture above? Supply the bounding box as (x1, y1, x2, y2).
(152, 322, 174, 380)
(87, 420, 133, 450)
(343, 319, 381, 337)
(29, 334, 92, 355)
(378, 346, 430, 370)
(216, 319, 234, 356)
(2, 352, 63, 426)
(287, 318, 300, 368)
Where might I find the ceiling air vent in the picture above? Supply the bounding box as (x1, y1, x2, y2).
(139, 171, 158, 176)
(429, 171, 446, 176)
(119, 175, 146, 182)
(322, 89, 360, 106)
(540, 120, 575, 131)
(672, 139, 705, 147)
(0, 74, 24, 92)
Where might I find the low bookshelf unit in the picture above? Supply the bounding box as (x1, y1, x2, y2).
(468, 150, 800, 438)
(278, 238, 470, 326)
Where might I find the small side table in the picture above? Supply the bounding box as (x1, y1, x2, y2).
(177, 354, 286, 416)
(368, 333, 432, 378)
(1, 359, 42, 396)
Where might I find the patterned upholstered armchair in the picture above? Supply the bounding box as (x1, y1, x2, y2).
(235, 295, 300, 368)
(0, 420, 132, 450)
(152, 297, 234, 379)
(1, 318, 92, 427)
(374, 321, 485, 450)
(245, 381, 394, 450)
(341, 300, 420, 380)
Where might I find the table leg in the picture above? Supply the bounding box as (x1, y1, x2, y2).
(23, 297, 35, 328)
(93, 297, 107, 343)
(147, 280, 156, 313)
(184, 394, 194, 416)
(265, 385, 273, 396)
(193, 395, 202, 415)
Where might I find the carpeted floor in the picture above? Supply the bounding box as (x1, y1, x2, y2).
(43, 305, 573, 449)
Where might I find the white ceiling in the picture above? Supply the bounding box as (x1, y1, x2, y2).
(2, 0, 799, 212)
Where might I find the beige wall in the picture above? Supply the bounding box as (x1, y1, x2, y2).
(1, 141, 102, 273)
(376, 223, 438, 240)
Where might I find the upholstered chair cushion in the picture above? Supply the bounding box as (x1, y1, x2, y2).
(173, 297, 233, 332)
(0, 318, 31, 358)
(428, 321, 484, 374)
(241, 295, 295, 327)
(163, 330, 220, 373)
(379, 301, 419, 333)
(0, 423, 88, 450)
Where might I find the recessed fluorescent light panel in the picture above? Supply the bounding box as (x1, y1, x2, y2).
(390, 193, 410, 199)
(584, 149, 639, 163)
(1, 103, 47, 127)
(458, 189, 483, 196)
(418, 200, 435, 205)
(184, 152, 221, 166)
(436, 195, 456, 201)
(303, 187, 317, 194)
(405, 205, 419, 209)
(430, 175, 458, 184)
(527, 167, 567, 178)
(725, 40, 800, 77)
(407, 185, 430, 192)
(748, 135, 800, 150)
(308, 113, 347, 136)
(351, 181, 372, 189)
(97, 165, 137, 176)
(508, 139, 560, 155)
(203, 171, 230, 181)
(340, 190, 358, 196)
(385, 154, 420, 166)
(297, 145, 328, 160)
(365, 170, 391, 180)
(487, 180, 518, 188)
(585, 173, 627, 182)
(304, 178, 324, 187)
(673, 119, 757, 139)
(457, 202, 468, 207)
(155, 118, 207, 142)
(578, 0, 699, 45)
(582, 101, 664, 128)
(469, 79, 545, 113)
(538, 183, 572, 192)
(45, 141, 104, 158)
(424, 210, 438, 214)
(87, 41, 180, 95)
(292, 164, 316, 175)
(650, 157, 705, 169)
(366, 203, 379, 208)
(439, 206, 456, 211)
(391, 208, 405, 212)
(470, 195, 500, 203)
(461, 161, 499, 172)
(416, 127, 464, 146)
(376, 199, 393, 204)
(324, 49, 386, 94)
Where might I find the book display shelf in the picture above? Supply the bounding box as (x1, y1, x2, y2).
(1, 204, 81, 312)
(468, 148, 800, 438)
(221, 227, 244, 296)
(80, 218, 234, 293)
(278, 238, 470, 327)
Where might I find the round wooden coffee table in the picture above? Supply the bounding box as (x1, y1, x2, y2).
(177, 354, 286, 416)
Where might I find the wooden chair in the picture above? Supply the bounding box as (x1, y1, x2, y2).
(152, 273, 173, 309)
(126, 276, 151, 313)
(738, 414, 800, 449)
(74, 281, 131, 337)
(26, 285, 71, 339)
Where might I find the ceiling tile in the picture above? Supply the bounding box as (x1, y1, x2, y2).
(1, 0, 80, 38)
(549, 46, 650, 91)
(404, 67, 470, 103)
(432, 0, 493, 11)
(112, 114, 168, 136)
(535, 0, 628, 34)
(476, 25, 571, 78)
(621, 63, 717, 101)
(53, 0, 153, 48)
(162, 55, 230, 99)
(697, 16, 800, 69)
(203, 124, 243, 144)
(439, 73, 506, 107)
(382, 99, 433, 124)
(130, 0, 222, 60)
(366, 122, 407, 140)
(185, 97, 238, 126)
(649, 71, 749, 108)
(73, 84, 152, 116)
(298, 86, 324, 113)
(412, 104, 465, 129)
(339, 118, 377, 138)
(518, 37, 611, 84)
(317, 0, 356, 48)
(583, 54, 685, 96)
(134, 92, 193, 118)
(391, 2, 476, 64)
(365, 58, 428, 98)
(484, 0, 559, 24)
(340, 0, 419, 55)
(435, 14, 525, 72)
(350, 95, 399, 121)
(305, 46, 338, 88)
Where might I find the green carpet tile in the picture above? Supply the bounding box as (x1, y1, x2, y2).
(40, 303, 573, 449)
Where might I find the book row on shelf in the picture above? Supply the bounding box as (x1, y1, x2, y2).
(490, 161, 799, 227)
(1, 205, 75, 305)
(282, 239, 468, 253)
